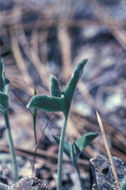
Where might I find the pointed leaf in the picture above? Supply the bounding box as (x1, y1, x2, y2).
(53, 136, 71, 158)
(27, 95, 65, 113)
(0, 104, 7, 114)
(0, 59, 10, 94)
(70, 144, 74, 164)
(70, 142, 80, 164)
(71, 142, 81, 162)
(0, 92, 8, 113)
(0, 58, 5, 92)
(4, 78, 10, 94)
(72, 142, 81, 156)
(121, 176, 126, 190)
(76, 132, 98, 151)
(63, 59, 88, 111)
(49, 75, 61, 97)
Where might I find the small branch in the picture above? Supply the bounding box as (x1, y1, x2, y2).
(32, 115, 55, 176)
(96, 111, 120, 190)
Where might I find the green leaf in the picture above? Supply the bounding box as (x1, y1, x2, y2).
(72, 142, 80, 156)
(0, 58, 5, 92)
(49, 75, 61, 97)
(53, 136, 71, 158)
(0, 92, 8, 113)
(0, 59, 9, 114)
(121, 176, 126, 190)
(63, 59, 88, 111)
(27, 95, 65, 113)
(0, 58, 10, 94)
(0, 104, 7, 114)
(70, 142, 80, 164)
(4, 78, 10, 94)
(76, 132, 98, 151)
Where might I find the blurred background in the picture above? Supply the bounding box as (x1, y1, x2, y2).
(0, 0, 126, 189)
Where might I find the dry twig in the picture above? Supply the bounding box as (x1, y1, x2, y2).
(96, 111, 120, 190)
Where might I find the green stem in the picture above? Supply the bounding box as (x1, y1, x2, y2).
(4, 112, 18, 182)
(74, 161, 84, 190)
(33, 108, 37, 144)
(57, 114, 68, 190)
(33, 88, 37, 144)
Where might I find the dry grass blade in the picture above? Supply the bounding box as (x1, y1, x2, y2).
(96, 111, 120, 190)
(30, 31, 49, 87)
(39, 30, 48, 64)
(58, 24, 72, 81)
(11, 35, 33, 95)
(0, 142, 89, 170)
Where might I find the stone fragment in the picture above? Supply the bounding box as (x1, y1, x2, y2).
(90, 154, 126, 190)
(9, 177, 50, 190)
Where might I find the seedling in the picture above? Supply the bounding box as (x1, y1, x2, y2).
(0, 58, 18, 182)
(54, 132, 98, 190)
(27, 59, 88, 190)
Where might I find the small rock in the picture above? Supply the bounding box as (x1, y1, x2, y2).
(90, 154, 126, 190)
(9, 177, 50, 190)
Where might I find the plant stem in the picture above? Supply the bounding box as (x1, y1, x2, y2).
(74, 161, 84, 190)
(57, 114, 68, 190)
(33, 88, 37, 144)
(33, 108, 37, 144)
(4, 112, 18, 182)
